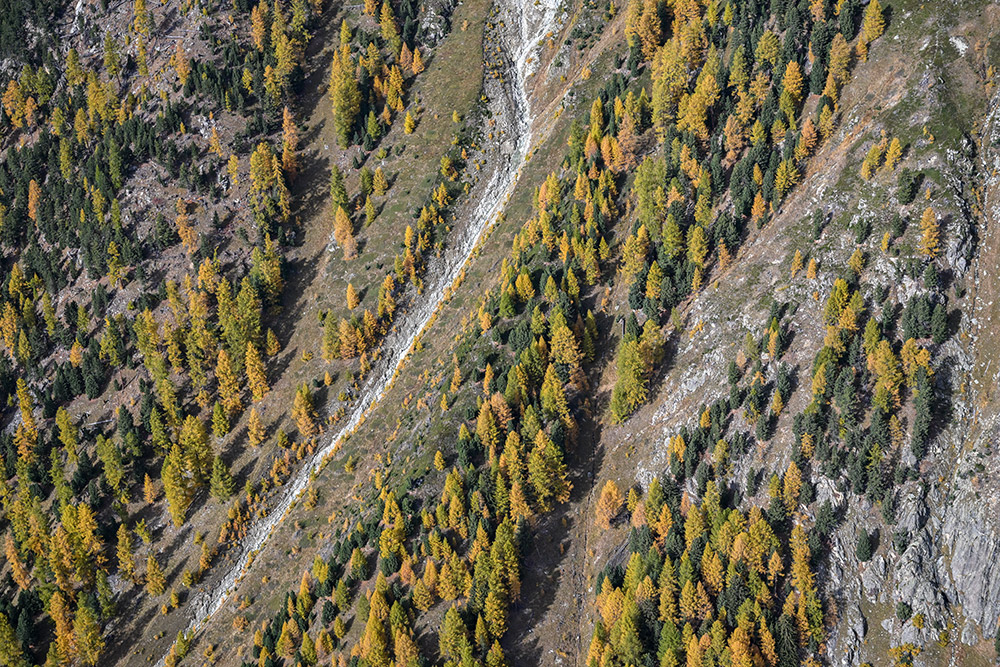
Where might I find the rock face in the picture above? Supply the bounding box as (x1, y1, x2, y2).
(862, 554, 888, 602)
(824, 521, 870, 667)
(419, 0, 457, 47)
(826, 594, 867, 667)
(822, 441, 999, 661)
(931, 95, 1000, 647)
(826, 107, 1000, 660)
(941, 470, 1000, 641)
(895, 529, 947, 643)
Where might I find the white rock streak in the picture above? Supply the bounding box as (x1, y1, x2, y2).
(156, 0, 562, 660)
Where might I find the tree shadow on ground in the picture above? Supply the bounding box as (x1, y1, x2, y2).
(504, 378, 611, 664)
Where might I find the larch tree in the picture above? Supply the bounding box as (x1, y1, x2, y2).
(755, 29, 780, 65)
(266, 328, 281, 356)
(210, 456, 236, 500)
(782, 60, 804, 104)
(550, 322, 585, 386)
(216, 348, 242, 416)
(146, 554, 166, 596)
(246, 342, 269, 401)
(143, 473, 157, 503)
(540, 364, 571, 424)
(486, 642, 507, 667)
(27, 180, 40, 221)
(175, 210, 198, 255)
(624, 0, 643, 46)
(179, 414, 212, 482)
(439, 605, 471, 662)
(103, 33, 121, 79)
(329, 47, 361, 148)
(861, 0, 885, 45)
(333, 206, 357, 260)
(412, 578, 433, 611)
(484, 592, 508, 640)
(116, 524, 136, 581)
(783, 460, 802, 511)
(321, 312, 339, 360)
(610, 339, 648, 423)
(686, 225, 709, 268)
(919, 206, 939, 258)
(637, 0, 663, 58)
(248, 407, 266, 447)
(172, 41, 191, 86)
(797, 117, 818, 160)
(212, 401, 230, 439)
(790, 249, 804, 278)
(527, 431, 572, 510)
(162, 445, 192, 527)
(372, 167, 389, 196)
(884, 137, 902, 171)
(228, 154, 239, 186)
(338, 317, 358, 359)
(275, 621, 297, 658)
(55, 407, 78, 462)
(250, 3, 267, 50)
(828, 33, 851, 85)
(293, 383, 317, 437)
(0, 612, 23, 666)
(5, 535, 30, 591)
(73, 603, 104, 666)
(282, 106, 298, 179)
(379, 1, 402, 55)
(346, 283, 360, 310)
(596, 480, 624, 528)
(133, 0, 152, 36)
(50, 591, 74, 662)
(774, 160, 800, 199)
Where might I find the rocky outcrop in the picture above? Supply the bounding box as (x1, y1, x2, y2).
(419, 0, 457, 47)
(932, 92, 1000, 646)
(940, 463, 1000, 641)
(895, 528, 948, 644)
(824, 523, 870, 667)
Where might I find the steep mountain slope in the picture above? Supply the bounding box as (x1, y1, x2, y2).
(575, 2, 1000, 665)
(177, 0, 1000, 665)
(146, 0, 562, 656)
(4, 0, 1000, 664)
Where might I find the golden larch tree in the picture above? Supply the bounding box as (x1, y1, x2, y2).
(346, 283, 360, 310)
(246, 342, 269, 401)
(918, 206, 939, 258)
(596, 480, 624, 528)
(216, 348, 242, 416)
(172, 41, 191, 86)
(248, 406, 265, 447)
(282, 106, 298, 179)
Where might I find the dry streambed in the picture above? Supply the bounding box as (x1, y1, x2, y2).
(154, 0, 563, 661)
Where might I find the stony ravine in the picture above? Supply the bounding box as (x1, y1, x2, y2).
(154, 0, 563, 661)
